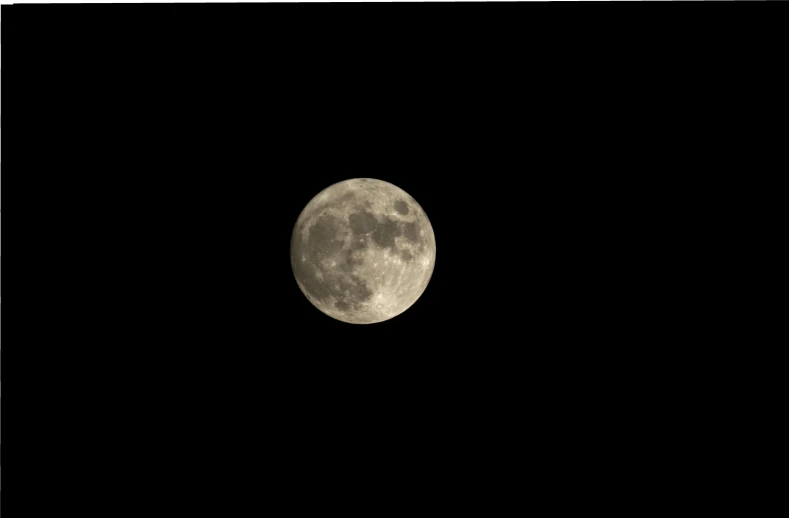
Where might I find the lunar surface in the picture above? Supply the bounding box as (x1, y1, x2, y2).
(291, 178, 436, 324)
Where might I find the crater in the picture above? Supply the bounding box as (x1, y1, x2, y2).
(394, 200, 409, 215)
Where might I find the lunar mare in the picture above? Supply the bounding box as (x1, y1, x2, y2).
(291, 178, 436, 324)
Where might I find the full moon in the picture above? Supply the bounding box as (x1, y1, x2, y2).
(291, 178, 436, 324)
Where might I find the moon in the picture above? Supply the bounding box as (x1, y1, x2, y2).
(291, 178, 436, 324)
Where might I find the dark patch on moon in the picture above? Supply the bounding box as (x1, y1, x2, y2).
(292, 236, 373, 311)
(401, 250, 413, 262)
(338, 237, 368, 274)
(307, 215, 345, 259)
(292, 209, 377, 312)
(402, 221, 420, 242)
(394, 200, 409, 215)
(349, 211, 403, 251)
(295, 265, 332, 301)
(349, 211, 377, 235)
(335, 275, 373, 309)
(291, 209, 375, 312)
(371, 217, 401, 249)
